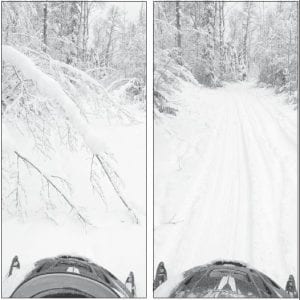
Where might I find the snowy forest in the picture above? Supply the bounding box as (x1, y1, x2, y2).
(2, 1, 146, 296)
(154, 2, 298, 114)
(154, 1, 298, 293)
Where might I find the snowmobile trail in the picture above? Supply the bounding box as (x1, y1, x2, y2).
(155, 82, 297, 287)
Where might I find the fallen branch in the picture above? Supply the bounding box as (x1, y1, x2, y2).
(95, 154, 139, 224)
(14, 151, 89, 225)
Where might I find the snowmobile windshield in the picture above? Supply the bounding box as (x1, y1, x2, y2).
(173, 269, 260, 298)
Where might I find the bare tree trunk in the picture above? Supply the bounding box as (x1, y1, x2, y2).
(287, 6, 293, 96)
(43, 3, 48, 52)
(79, 2, 91, 63)
(77, 2, 83, 61)
(175, 1, 181, 48)
(105, 7, 117, 67)
(243, 2, 252, 69)
(213, 2, 217, 55)
(202, 2, 215, 86)
(157, 4, 165, 49)
(82, 2, 87, 62)
(218, 2, 225, 78)
(105, 24, 114, 67)
(86, 3, 91, 55)
(196, 3, 200, 59)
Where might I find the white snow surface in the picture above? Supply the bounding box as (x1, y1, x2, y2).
(154, 80, 297, 290)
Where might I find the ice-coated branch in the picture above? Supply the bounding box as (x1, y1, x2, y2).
(14, 151, 89, 225)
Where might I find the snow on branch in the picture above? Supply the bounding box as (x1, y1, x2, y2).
(2, 45, 107, 155)
(21, 46, 138, 123)
(3, 45, 139, 224)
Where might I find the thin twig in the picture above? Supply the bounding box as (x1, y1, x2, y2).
(51, 175, 72, 193)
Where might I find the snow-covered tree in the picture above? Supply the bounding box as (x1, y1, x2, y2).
(2, 2, 146, 225)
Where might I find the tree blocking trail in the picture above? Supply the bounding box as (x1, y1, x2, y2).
(155, 81, 297, 288)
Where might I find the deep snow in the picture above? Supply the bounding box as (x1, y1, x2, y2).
(154, 80, 297, 289)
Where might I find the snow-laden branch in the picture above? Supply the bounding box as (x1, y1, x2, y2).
(2, 45, 139, 224)
(21, 46, 138, 123)
(3, 45, 107, 155)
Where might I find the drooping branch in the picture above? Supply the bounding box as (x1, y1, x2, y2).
(3, 46, 138, 225)
(95, 154, 139, 224)
(14, 151, 89, 225)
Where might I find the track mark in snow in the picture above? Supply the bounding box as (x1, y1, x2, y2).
(155, 82, 297, 287)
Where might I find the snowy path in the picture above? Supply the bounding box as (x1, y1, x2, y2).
(154, 82, 297, 287)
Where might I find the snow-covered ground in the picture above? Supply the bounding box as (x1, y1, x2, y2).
(2, 123, 146, 297)
(154, 80, 297, 289)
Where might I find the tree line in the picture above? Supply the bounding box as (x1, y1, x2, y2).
(2, 2, 146, 85)
(155, 1, 298, 100)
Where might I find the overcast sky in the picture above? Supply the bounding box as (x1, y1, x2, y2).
(113, 2, 142, 21)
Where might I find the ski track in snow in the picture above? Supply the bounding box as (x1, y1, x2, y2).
(155, 81, 297, 288)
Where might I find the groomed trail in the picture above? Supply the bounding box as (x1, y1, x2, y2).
(154, 81, 297, 288)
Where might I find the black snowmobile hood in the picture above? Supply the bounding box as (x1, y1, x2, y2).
(11, 273, 123, 298)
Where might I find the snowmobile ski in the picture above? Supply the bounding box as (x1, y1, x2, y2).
(125, 271, 136, 297)
(8, 255, 20, 277)
(285, 274, 298, 298)
(154, 261, 167, 290)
